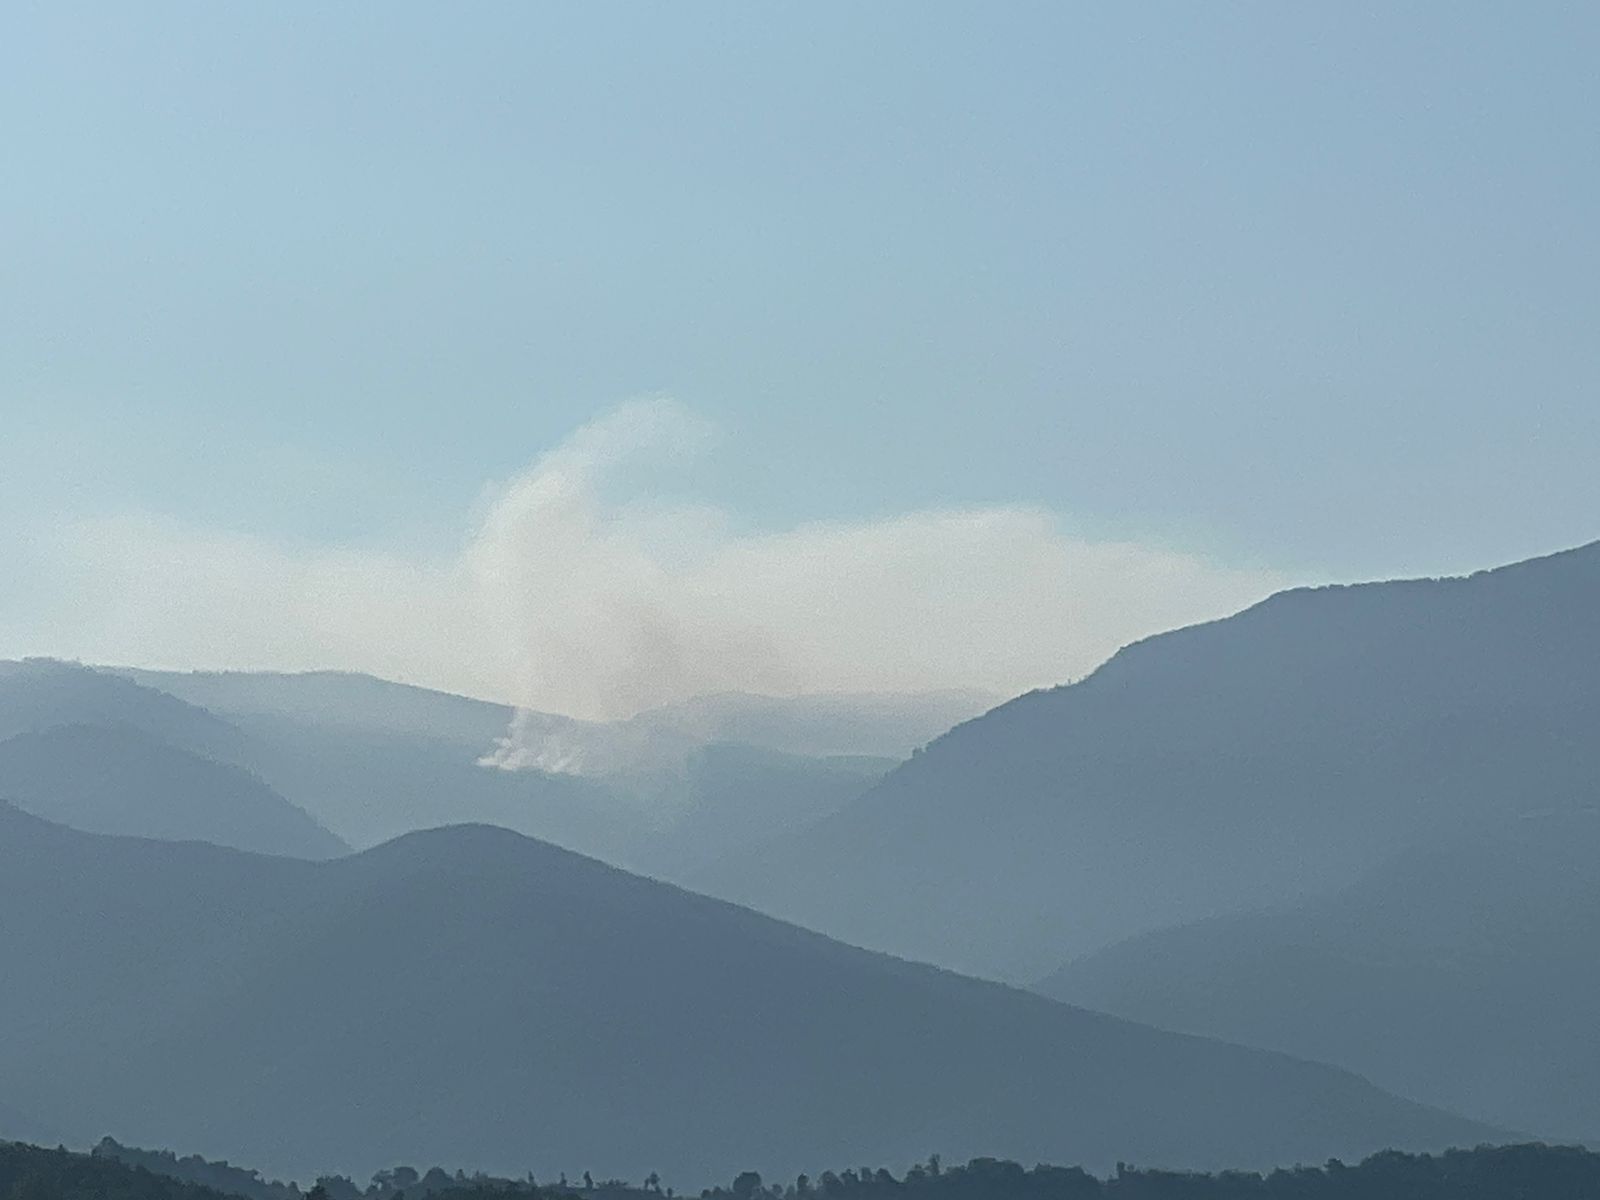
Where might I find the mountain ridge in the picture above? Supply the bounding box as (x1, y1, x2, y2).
(0, 805, 1499, 1187)
(1035, 807, 1600, 1139)
(0, 722, 347, 860)
(692, 539, 1600, 981)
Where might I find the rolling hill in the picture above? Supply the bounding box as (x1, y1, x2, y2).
(693, 540, 1600, 981)
(0, 805, 1495, 1187)
(1035, 809, 1600, 1139)
(0, 722, 346, 859)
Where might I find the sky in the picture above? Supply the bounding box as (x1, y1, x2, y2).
(3, 3, 1598, 717)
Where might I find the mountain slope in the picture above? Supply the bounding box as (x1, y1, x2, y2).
(105, 666, 892, 876)
(623, 690, 997, 760)
(0, 659, 246, 761)
(0, 806, 1495, 1187)
(215, 706, 631, 855)
(1036, 809, 1600, 1138)
(694, 541, 1600, 981)
(623, 742, 892, 877)
(116, 667, 524, 749)
(0, 723, 347, 859)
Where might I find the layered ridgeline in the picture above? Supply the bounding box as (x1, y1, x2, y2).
(1, 660, 923, 878)
(0, 662, 345, 859)
(119, 669, 987, 763)
(694, 541, 1600, 982)
(0, 805, 1494, 1187)
(0, 659, 245, 761)
(1037, 809, 1600, 1140)
(105, 667, 951, 873)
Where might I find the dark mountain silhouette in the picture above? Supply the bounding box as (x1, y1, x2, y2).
(0, 723, 346, 859)
(0, 1141, 231, 1200)
(0, 805, 1495, 1188)
(1036, 809, 1600, 1139)
(694, 541, 1600, 981)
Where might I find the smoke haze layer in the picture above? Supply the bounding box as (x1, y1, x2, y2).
(12, 400, 1285, 720)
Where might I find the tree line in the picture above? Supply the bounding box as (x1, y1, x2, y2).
(8, 1139, 1600, 1200)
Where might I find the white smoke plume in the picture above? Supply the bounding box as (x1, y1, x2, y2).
(17, 398, 1288, 725)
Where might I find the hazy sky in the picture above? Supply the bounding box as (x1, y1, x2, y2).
(4, 4, 1597, 715)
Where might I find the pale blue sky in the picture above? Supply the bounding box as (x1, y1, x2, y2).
(3, 3, 1598, 707)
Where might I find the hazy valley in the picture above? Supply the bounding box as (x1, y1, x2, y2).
(4, 541, 1600, 1188)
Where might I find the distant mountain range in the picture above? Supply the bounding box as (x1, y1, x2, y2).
(116, 667, 522, 749)
(117, 667, 989, 769)
(6, 539, 1599, 1169)
(0, 660, 940, 878)
(0, 658, 245, 761)
(694, 540, 1600, 982)
(1036, 808, 1600, 1140)
(0, 660, 344, 858)
(0, 804, 1495, 1187)
(0, 722, 346, 859)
